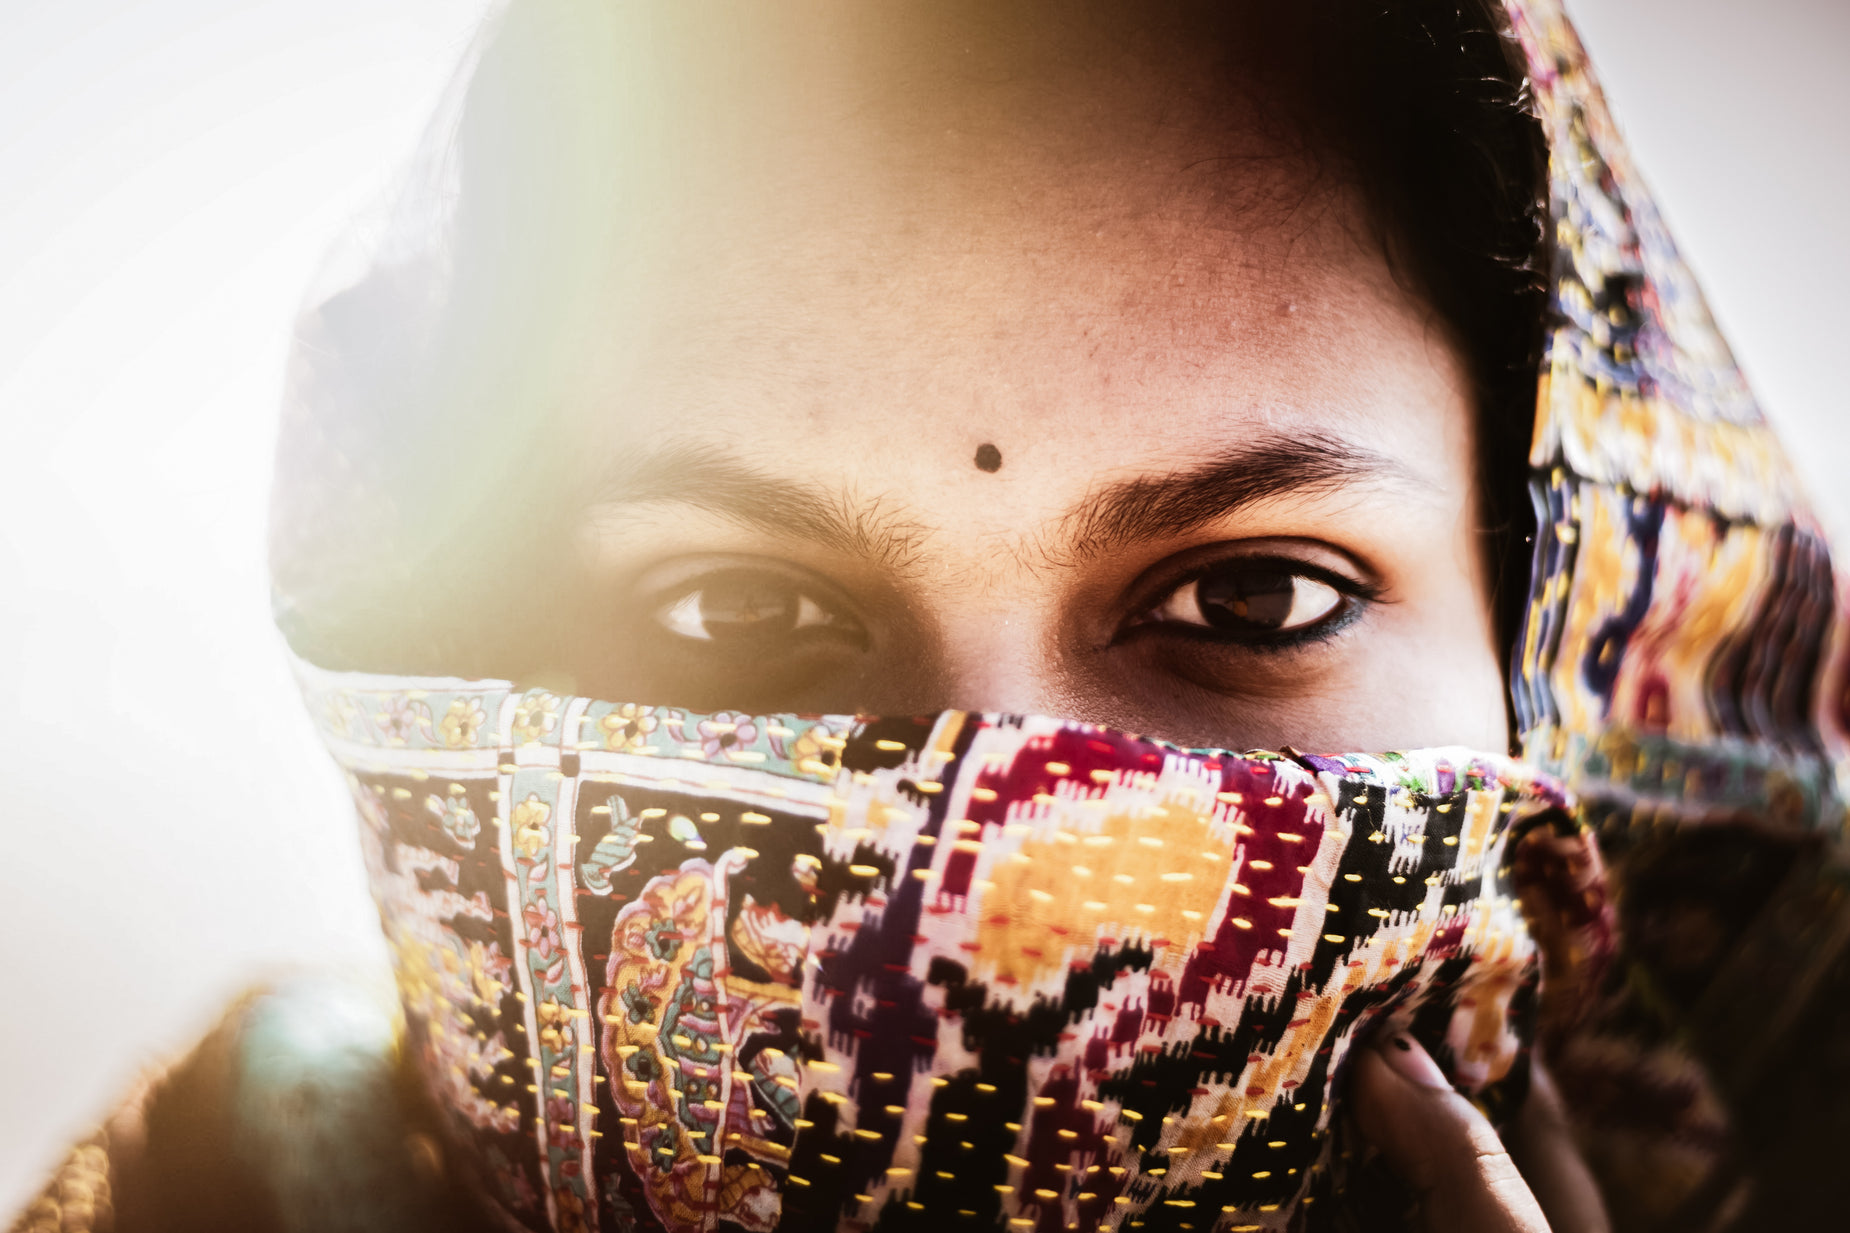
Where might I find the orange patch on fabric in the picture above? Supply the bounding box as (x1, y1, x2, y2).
(973, 800, 1239, 986)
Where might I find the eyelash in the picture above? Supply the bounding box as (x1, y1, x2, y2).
(1121, 556, 1382, 652)
(641, 551, 1380, 664)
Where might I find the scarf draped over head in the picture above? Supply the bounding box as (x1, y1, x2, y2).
(1506, 4, 1850, 1226)
(287, 1, 1850, 1229)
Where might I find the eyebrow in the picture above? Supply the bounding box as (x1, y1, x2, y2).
(592, 441, 932, 569)
(593, 435, 1411, 568)
(1054, 437, 1416, 562)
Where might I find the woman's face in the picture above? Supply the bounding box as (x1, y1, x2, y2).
(506, 13, 1508, 755)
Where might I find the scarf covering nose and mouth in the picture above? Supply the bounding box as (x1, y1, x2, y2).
(296, 667, 1608, 1233)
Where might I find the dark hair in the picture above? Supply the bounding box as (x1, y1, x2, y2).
(271, 0, 1549, 704)
(1282, 0, 1550, 675)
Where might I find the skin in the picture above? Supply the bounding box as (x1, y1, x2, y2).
(417, 3, 1603, 1222)
(508, 2, 1510, 756)
(1352, 1036, 1611, 1233)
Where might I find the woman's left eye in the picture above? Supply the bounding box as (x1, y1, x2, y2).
(655, 574, 847, 643)
(1144, 565, 1347, 638)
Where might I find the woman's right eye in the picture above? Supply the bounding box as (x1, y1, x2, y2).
(653, 573, 856, 643)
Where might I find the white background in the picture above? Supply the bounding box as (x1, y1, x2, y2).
(2, 0, 1845, 1209)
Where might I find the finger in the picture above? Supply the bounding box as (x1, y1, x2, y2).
(1349, 1033, 1550, 1233)
(1507, 1061, 1610, 1233)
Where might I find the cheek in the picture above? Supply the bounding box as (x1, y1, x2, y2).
(1076, 621, 1507, 755)
(1338, 625, 1509, 752)
(1313, 530, 1507, 752)
(1324, 530, 1509, 752)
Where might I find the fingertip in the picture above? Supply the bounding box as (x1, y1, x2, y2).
(1347, 1036, 1551, 1233)
(1349, 1035, 1504, 1182)
(1378, 1032, 1453, 1091)
(1347, 1039, 1430, 1167)
(1346, 1036, 1403, 1111)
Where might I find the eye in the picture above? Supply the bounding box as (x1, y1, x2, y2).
(655, 572, 855, 643)
(1146, 563, 1347, 638)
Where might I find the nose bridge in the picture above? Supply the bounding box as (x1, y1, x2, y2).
(930, 602, 1064, 716)
(901, 513, 1075, 716)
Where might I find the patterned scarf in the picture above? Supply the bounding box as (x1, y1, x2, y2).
(296, 668, 1607, 1232)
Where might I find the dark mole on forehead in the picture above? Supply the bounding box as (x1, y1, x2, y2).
(974, 443, 1002, 473)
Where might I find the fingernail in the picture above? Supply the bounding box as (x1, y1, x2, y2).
(1377, 1033, 1453, 1091)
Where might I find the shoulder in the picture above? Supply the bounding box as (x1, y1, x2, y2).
(12, 978, 495, 1233)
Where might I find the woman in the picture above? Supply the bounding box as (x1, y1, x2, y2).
(17, 1, 1845, 1231)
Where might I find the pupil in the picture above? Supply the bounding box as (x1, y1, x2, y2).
(698, 578, 796, 638)
(1196, 569, 1295, 630)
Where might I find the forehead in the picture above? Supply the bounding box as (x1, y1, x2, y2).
(569, 18, 1471, 513)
